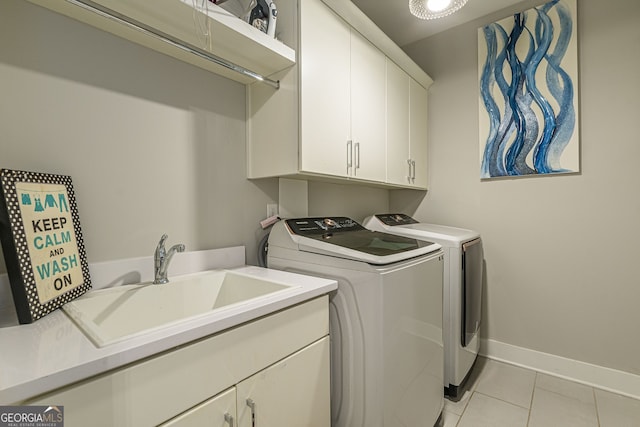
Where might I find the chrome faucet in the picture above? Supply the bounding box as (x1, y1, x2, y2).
(153, 234, 185, 284)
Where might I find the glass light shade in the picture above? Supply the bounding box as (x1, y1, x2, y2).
(409, 0, 469, 20)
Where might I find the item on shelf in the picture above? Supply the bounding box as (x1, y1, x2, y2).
(267, 1, 277, 38)
(249, 0, 269, 34)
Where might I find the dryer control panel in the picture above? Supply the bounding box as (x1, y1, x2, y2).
(375, 213, 419, 226)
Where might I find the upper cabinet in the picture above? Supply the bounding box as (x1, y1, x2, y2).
(410, 78, 429, 188)
(349, 31, 387, 182)
(298, 0, 385, 182)
(25, 0, 296, 85)
(297, 0, 351, 178)
(386, 59, 429, 189)
(386, 59, 412, 187)
(247, 0, 433, 189)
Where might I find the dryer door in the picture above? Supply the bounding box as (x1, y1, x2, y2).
(461, 238, 483, 347)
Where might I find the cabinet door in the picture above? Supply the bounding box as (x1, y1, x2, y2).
(236, 337, 330, 427)
(299, 0, 351, 177)
(161, 388, 236, 427)
(386, 59, 411, 186)
(350, 30, 386, 181)
(410, 78, 429, 189)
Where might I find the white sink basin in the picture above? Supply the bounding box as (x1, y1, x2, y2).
(63, 270, 295, 347)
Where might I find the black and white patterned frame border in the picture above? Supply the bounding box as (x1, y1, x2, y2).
(0, 169, 91, 323)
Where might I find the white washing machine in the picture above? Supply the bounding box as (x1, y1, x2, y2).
(364, 214, 483, 400)
(268, 217, 444, 427)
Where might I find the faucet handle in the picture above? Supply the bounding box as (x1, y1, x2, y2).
(153, 234, 185, 284)
(155, 234, 168, 255)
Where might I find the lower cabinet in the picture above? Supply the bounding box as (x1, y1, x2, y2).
(236, 337, 330, 427)
(162, 337, 330, 427)
(24, 297, 330, 427)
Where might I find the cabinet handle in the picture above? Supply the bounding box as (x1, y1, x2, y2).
(224, 412, 234, 427)
(407, 159, 412, 182)
(246, 398, 257, 427)
(346, 140, 353, 171)
(354, 142, 360, 170)
(411, 160, 416, 182)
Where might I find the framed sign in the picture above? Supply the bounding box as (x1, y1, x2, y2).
(0, 169, 91, 324)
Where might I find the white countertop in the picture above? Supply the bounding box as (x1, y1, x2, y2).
(0, 247, 337, 404)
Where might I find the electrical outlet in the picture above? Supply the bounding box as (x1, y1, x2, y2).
(266, 203, 278, 218)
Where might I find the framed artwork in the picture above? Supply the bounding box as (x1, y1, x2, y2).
(0, 169, 91, 323)
(478, 0, 579, 179)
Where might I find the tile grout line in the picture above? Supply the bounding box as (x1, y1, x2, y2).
(453, 401, 461, 427)
(593, 387, 601, 427)
(454, 391, 471, 427)
(453, 388, 535, 426)
(472, 390, 532, 411)
(525, 371, 539, 426)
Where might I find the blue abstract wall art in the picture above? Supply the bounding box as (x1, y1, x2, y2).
(478, 0, 579, 179)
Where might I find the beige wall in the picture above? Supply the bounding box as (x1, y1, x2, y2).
(395, 0, 640, 376)
(0, 0, 387, 272)
(309, 181, 389, 223)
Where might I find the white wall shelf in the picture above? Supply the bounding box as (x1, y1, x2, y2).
(26, 0, 296, 86)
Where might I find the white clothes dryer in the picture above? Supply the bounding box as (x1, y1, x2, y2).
(364, 214, 483, 400)
(268, 217, 444, 427)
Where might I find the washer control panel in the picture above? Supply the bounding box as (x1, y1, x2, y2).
(375, 213, 419, 226)
(286, 217, 364, 235)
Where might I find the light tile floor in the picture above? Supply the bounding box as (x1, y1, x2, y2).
(438, 357, 640, 427)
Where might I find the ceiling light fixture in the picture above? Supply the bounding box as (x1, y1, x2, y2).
(409, 0, 469, 20)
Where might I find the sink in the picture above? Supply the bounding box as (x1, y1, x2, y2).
(63, 270, 295, 347)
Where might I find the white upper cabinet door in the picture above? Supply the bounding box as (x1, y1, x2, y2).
(385, 58, 411, 186)
(410, 78, 428, 189)
(299, 0, 351, 177)
(350, 30, 387, 182)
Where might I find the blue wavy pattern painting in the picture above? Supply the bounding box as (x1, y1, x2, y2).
(478, 0, 579, 178)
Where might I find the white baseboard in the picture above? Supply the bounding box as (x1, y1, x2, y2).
(480, 338, 640, 400)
